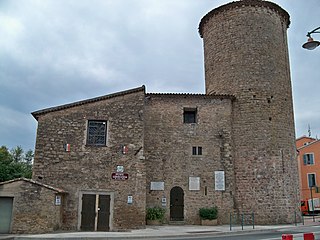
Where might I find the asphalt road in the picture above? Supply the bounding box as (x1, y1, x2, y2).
(148, 225, 320, 240)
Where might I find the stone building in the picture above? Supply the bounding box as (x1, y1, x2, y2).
(0, 0, 300, 233)
(0, 178, 65, 234)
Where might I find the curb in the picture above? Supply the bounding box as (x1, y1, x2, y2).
(2, 223, 318, 240)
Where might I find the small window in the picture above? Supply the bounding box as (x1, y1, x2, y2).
(198, 146, 202, 155)
(87, 120, 107, 146)
(192, 146, 202, 156)
(184, 108, 197, 123)
(303, 153, 314, 165)
(308, 173, 316, 188)
(192, 147, 197, 155)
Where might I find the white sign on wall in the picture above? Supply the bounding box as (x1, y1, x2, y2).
(215, 171, 225, 191)
(150, 181, 165, 190)
(189, 177, 200, 191)
(161, 197, 167, 207)
(127, 195, 133, 204)
(55, 195, 61, 206)
(117, 165, 124, 172)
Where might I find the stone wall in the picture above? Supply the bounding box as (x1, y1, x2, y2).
(199, 1, 300, 224)
(0, 180, 63, 234)
(32, 88, 146, 231)
(144, 94, 235, 224)
(28, 0, 301, 231)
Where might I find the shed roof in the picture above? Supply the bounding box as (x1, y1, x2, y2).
(0, 178, 67, 193)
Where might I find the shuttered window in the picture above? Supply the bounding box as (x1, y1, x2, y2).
(303, 153, 314, 165)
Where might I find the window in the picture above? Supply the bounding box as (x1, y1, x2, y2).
(184, 108, 197, 123)
(192, 146, 202, 156)
(303, 153, 314, 165)
(308, 173, 316, 188)
(87, 120, 107, 146)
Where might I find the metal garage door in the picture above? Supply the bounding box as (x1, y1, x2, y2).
(0, 197, 13, 233)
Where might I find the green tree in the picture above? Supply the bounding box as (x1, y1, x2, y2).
(0, 146, 33, 182)
(24, 149, 34, 164)
(10, 146, 24, 163)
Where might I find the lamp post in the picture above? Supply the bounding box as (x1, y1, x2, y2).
(302, 27, 320, 50)
(309, 186, 316, 222)
(310, 186, 315, 214)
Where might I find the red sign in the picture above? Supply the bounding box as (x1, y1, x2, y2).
(112, 172, 129, 180)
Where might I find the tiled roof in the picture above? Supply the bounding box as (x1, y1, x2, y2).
(297, 139, 320, 151)
(0, 178, 67, 193)
(296, 136, 316, 142)
(32, 85, 145, 120)
(146, 92, 235, 100)
(31, 85, 235, 120)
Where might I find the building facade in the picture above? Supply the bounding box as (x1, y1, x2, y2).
(296, 136, 320, 201)
(144, 93, 235, 224)
(32, 87, 146, 231)
(0, 0, 301, 233)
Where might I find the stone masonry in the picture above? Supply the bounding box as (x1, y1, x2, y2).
(144, 93, 235, 224)
(199, 0, 300, 223)
(0, 0, 301, 234)
(0, 178, 65, 233)
(32, 86, 146, 231)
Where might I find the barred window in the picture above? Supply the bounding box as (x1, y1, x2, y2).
(87, 120, 107, 146)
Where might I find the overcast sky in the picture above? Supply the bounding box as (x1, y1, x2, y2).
(0, 0, 319, 151)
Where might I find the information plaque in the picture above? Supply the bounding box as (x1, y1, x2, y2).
(215, 171, 225, 191)
(150, 181, 164, 190)
(189, 177, 200, 191)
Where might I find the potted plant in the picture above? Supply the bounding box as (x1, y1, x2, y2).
(199, 206, 218, 225)
(146, 206, 166, 225)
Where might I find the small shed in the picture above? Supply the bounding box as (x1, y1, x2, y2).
(0, 178, 66, 234)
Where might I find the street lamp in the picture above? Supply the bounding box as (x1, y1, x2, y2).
(302, 27, 320, 50)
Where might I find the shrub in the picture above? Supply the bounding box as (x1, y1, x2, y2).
(146, 206, 165, 220)
(199, 206, 218, 220)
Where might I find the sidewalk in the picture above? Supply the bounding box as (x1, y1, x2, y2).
(0, 224, 307, 240)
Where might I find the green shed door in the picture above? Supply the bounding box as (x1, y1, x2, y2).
(0, 197, 13, 233)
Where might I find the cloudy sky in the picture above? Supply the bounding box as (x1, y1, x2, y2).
(0, 0, 319, 151)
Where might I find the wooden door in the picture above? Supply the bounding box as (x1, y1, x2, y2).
(0, 197, 13, 233)
(80, 194, 111, 231)
(97, 195, 110, 231)
(80, 194, 96, 231)
(170, 187, 184, 221)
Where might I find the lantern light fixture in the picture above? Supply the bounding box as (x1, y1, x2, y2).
(302, 27, 320, 50)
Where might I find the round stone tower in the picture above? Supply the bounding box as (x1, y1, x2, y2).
(199, 0, 300, 224)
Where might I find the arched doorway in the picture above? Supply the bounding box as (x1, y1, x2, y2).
(170, 186, 184, 221)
